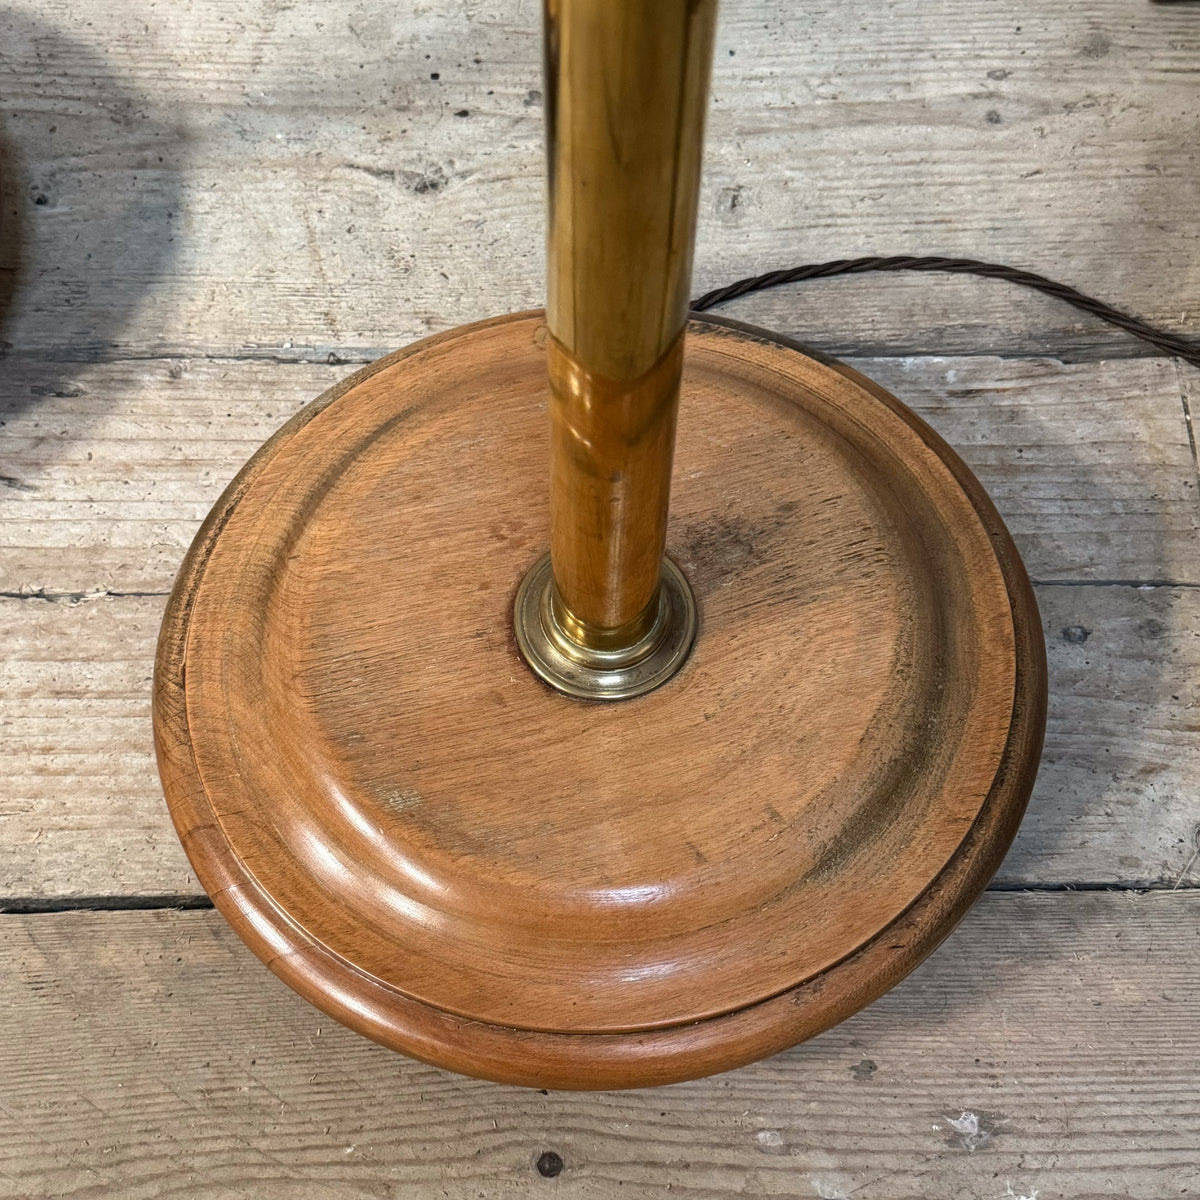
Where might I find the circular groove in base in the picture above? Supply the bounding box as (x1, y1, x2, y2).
(154, 311, 1046, 1089)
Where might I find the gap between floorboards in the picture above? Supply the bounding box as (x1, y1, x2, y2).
(2, 879, 1197, 915)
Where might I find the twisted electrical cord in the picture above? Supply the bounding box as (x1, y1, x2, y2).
(692, 255, 1200, 370)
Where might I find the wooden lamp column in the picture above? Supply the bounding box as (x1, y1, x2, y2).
(155, 0, 1046, 1089)
(514, 0, 712, 700)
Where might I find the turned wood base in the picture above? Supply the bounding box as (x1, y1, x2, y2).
(153, 312, 1046, 1089)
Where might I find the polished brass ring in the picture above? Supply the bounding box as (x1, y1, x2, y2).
(513, 553, 697, 701)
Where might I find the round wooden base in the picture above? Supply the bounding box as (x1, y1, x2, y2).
(154, 312, 1046, 1089)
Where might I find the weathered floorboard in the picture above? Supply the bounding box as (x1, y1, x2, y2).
(1, 0, 1197, 361)
(0, 895, 1196, 1199)
(2, 354, 1195, 594)
(1, 0, 1197, 1187)
(2, 350, 1197, 898)
(2, 584, 1198, 899)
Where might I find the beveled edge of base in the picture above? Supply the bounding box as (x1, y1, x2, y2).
(153, 309, 1047, 1091)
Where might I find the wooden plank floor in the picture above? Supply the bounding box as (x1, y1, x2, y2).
(2, 896, 1198, 1200)
(2, 0, 1198, 1196)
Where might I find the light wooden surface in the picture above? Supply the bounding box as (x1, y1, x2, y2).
(2, 0, 1198, 362)
(4, 354, 1197, 598)
(4, 356, 1196, 901)
(1, 0, 1198, 1189)
(2, 896, 1198, 1200)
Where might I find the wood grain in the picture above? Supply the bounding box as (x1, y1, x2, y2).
(0, 895, 1196, 1199)
(4, 575, 1198, 903)
(150, 312, 1043, 1084)
(1, 0, 1197, 361)
(0, 0, 1194, 1177)
(2, 354, 1195, 595)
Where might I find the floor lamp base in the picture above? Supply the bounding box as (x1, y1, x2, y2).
(154, 311, 1046, 1089)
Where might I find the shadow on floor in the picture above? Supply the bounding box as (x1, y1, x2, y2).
(0, 11, 185, 414)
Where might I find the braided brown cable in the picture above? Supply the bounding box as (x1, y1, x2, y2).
(691, 256, 1200, 370)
